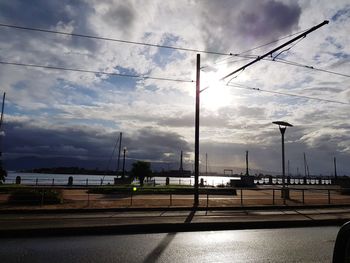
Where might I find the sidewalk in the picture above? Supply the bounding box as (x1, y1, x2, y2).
(1, 206, 350, 237)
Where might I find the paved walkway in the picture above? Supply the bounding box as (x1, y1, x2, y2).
(1, 206, 350, 237)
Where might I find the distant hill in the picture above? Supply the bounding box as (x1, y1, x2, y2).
(3, 156, 184, 173)
(4, 156, 106, 171)
(3, 155, 280, 175)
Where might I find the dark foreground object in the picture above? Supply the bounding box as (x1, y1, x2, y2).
(333, 221, 350, 263)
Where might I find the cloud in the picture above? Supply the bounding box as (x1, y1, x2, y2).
(0, 0, 349, 175)
(197, 0, 301, 55)
(2, 119, 191, 169)
(237, 0, 301, 38)
(104, 2, 136, 34)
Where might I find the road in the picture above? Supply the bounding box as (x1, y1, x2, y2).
(2, 207, 350, 230)
(0, 227, 339, 262)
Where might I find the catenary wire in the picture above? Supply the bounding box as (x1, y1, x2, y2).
(2, 23, 347, 79)
(0, 22, 314, 61)
(239, 28, 310, 55)
(212, 28, 310, 65)
(228, 83, 350, 105)
(0, 23, 232, 56)
(0, 60, 194, 83)
(269, 58, 350, 78)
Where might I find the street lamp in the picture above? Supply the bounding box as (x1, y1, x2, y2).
(272, 121, 293, 205)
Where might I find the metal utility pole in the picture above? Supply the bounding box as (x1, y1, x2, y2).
(194, 53, 200, 206)
(334, 157, 338, 180)
(180, 151, 183, 171)
(245, 151, 249, 176)
(122, 147, 126, 179)
(221, 20, 329, 81)
(117, 132, 122, 174)
(0, 92, 5, 179)
(0, 92, 5, 129)
(288, 160, 290, 176)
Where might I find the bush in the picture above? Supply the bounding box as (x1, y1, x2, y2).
(8, 189, 62, 205)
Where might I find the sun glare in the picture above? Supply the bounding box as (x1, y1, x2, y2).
(201, 78, 232, 110)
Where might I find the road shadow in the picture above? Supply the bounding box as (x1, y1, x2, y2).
(288, 198, 303, 204)
(143, 205, 197, 262)
(184, 204, 197, 223)
(143, 205, 197, 263)
(143, 232, 177, 263)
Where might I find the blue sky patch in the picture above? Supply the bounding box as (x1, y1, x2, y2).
(102, 66, 139, 92)
(331, 6, 350, 22)
(151, 33, 186, 69)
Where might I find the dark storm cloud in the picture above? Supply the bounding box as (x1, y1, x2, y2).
(3, 120, 191, 169)
(237, 0, 301, 38)
(286, 141, 350, 176)
(200, 133, 350, 176)
(0, 1, 74, 27)
(0, 0, 97, 53)
(124, 128, 191, 161)
(105, 2, 136, 35)
(198, 0, 301, 54)
(3, 121, 112, 159)
(0, 0, 94, 35)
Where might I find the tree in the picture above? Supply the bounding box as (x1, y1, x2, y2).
(0, 161, 6, 184)
(130, 161, 152, 186)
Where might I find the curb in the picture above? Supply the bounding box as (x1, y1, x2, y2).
(0, 218, 347, 238)
(1, 204, 350, 214)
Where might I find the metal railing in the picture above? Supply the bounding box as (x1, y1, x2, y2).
(1, 187, 350, 208)
(4, 176, 335, 187)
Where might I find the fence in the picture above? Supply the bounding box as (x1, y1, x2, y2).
(5, 176, 334, 187)
(4, 176, 193, 187)
(1, 187, 350, 208)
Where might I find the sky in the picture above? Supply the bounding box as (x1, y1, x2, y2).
(0, 0, 349, 175)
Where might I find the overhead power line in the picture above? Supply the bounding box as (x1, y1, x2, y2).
(0, 60, 194, 83)
(228, 83, 350, 105)
(238, 28, 310, 55)
(3, 22, 346, 81)
(0, 22, 321, 63)
(0, 23, 233, 56)
(270, 58, 350, 79)
(205, 54, 348, 81)
(221, 20, 329, 80)
(204, 27, 312, 67)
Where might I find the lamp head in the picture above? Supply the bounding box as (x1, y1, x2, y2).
(272, 121, 293, 127)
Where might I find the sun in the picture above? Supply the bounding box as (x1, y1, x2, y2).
(201, 78, 232, 110)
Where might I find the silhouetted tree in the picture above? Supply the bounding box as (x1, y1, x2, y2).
(0, 163, 6, 184)
(130, 161, 152, 186)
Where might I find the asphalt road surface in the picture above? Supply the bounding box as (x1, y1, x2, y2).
(0, 227, 339, 263)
